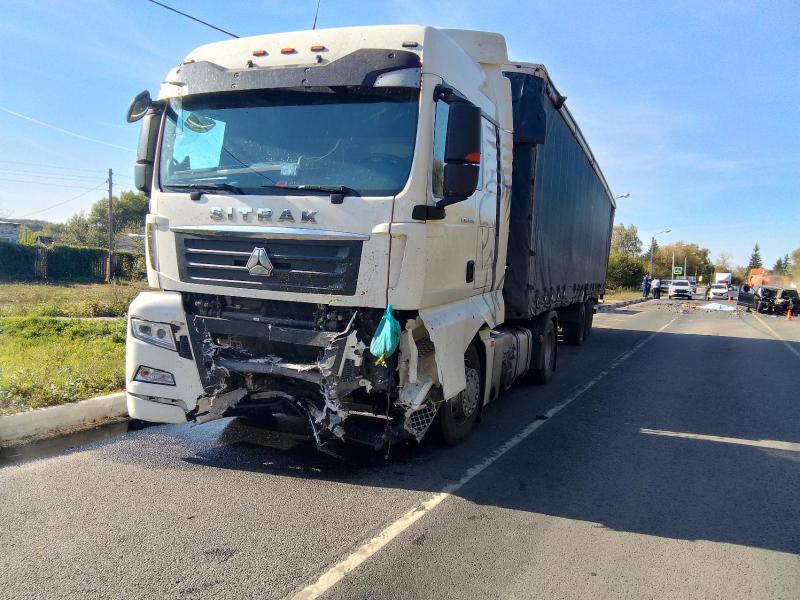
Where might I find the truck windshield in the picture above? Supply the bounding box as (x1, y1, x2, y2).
(159, 87, 419, 196)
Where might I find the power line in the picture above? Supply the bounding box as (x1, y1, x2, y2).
(0, 106, 135, 153)
(0, 168, 121, 182)
(145, 0, 239, 38)
(0, 178, 109, 189)
(312, 0, 321, 29)
(0, 160, 111, 174)
(18, 181, 108, 218)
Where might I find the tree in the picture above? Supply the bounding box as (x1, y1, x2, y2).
(610, 223, 642, 257)
(773, 255, 790, 275)
(715, 251, 733, 272)
(747, 243, 763, 269)
(790, 248, 800, 282)
(60, 212, 95, 247)
(649, 241, 713, 281)
(606, 253, 645, 289)
(58, 191, 149, 248)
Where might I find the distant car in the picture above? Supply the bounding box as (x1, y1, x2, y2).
(707, 283, 730, 300)
(691, 282, 698, 294)
(737, 286, 799, 315)
(660, 279, 671, 295)
(668, 279, 692, 299)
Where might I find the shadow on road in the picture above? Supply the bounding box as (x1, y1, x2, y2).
(172, 321, 800, 556)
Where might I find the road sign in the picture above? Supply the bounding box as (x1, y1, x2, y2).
(674, 266, 683, 275)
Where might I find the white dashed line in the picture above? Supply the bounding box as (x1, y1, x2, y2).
(287, 317, 678, 600)
(752, 313, 800, 363)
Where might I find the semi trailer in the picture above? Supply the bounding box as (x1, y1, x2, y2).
(125, 25, 615, 450)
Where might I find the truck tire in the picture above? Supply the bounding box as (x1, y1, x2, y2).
(438, 344, 481, 446)
(531, 316, 557, 385)
(583, 300, 594, 340)
(563, 303, 586, 346)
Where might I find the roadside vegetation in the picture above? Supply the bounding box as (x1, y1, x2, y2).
(0, 281, 144, 415)
(602, 288, 643, 303)
(0, 317, 126, 416)
(0, 280, 147, 318)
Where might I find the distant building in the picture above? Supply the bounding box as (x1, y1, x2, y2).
(35, 235, 55, 246)
(0, 221, 21, 244)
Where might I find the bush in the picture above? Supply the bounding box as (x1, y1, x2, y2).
(606, 253, 645, 290)
(0, 241, 39, 280)
(46, 244, 107, 280)
(114, 251, 146, 280)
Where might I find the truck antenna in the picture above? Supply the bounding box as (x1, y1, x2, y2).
(312, 0, 321, 30)
(145, 0, 239, 39)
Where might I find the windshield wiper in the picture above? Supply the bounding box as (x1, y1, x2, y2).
(165, 182, 244, 195)
(260, 184, 358, 204)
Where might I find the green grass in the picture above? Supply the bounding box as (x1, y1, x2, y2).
(0, 280, 148, 318)
(0, 317, 127, 416)
(603, 288, 645, 302)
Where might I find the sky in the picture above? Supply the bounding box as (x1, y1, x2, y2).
(0, 0, 797, 267)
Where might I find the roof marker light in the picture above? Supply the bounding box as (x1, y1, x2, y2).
(281, 47, 296, 54)
(402, 41, 419, 48)
(310, 44, 326, 51)
(252, 49, 267, 56)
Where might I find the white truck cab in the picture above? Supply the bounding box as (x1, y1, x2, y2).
(125, 25, 614, 450)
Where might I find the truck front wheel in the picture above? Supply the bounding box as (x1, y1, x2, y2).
(438, 344, 481, 446)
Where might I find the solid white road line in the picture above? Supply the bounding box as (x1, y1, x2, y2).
(287, 317, 678, 600)
(752, 313, 800, 363)
(640, 428, 800, 453)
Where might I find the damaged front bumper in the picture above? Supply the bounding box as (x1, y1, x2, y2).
(180, 293, 443, 449)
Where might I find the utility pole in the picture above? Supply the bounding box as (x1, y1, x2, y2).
(671, 248, 675, 281)
(107, 168, 113, 282)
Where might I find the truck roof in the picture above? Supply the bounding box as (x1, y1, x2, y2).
(159, 25, 513, 127)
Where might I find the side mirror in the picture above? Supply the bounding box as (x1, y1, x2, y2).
(439, 163, 480, 207)
(127, 90, 152, 123)
(438, 102, 482, 206)
(134, 107, 162, 196)
(444, 102, 482, 163)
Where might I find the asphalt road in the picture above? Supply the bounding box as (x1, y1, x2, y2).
(2, 299, 799, 600)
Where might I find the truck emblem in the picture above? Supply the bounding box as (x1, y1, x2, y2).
(278, 209, 295, 222)
(301, 210, 318, 223)
(246, 247, 274, 277)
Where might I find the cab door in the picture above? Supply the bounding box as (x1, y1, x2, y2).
(423, 97, 481, 305)
(473, 119, 499, 292)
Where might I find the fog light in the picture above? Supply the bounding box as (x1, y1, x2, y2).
(134, 365, 175, 386)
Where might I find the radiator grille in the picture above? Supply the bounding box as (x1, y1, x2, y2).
(177, 234, 362, 295)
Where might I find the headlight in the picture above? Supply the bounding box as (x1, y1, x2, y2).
(131, 317, 177, 351)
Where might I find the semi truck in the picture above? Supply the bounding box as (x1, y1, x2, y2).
(124, 25, 615, 450)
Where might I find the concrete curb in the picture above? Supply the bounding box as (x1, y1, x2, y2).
(0, 392, 127, 445)
(597, 297, 649, 312)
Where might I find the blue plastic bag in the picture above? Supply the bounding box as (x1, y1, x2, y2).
(369, 305, 400, 367)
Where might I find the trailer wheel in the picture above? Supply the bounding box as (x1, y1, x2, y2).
(564, 303, 586, 346)
(438, 344, 481, 446)
(531, 316, 557, 385)
(583, 300, 594, 340)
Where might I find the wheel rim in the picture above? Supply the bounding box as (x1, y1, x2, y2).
(450, 366, 480, 422)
